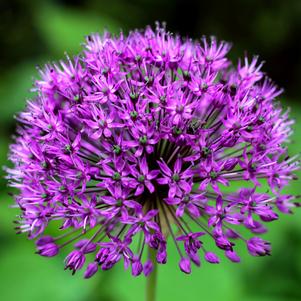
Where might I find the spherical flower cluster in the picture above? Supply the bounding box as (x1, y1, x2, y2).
(6, 24, 300, 278)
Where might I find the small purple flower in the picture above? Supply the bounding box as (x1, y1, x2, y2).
(36, 241, 59, 257)
(97, 157, 131, 188)
(6, 24, 299, 279)
(247, 237, 271, 256)
(128, 156, 160, 196)
(276, 194, 301, 214)
(124, 122, 160, 157)
(65, 250, 86, 274)
(206, 196, 242, 236)
(176, 232, 204, 258)
(204, 252, 220, 264)
(237, 189, 279, 226)
(99, 236, 133, 270)
(148, 232, 167, 264)
(131, 256, 143, 276)
(165, 193, 205, 218)
(157, 158, 193, 198)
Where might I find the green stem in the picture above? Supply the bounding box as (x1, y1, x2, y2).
(146, 247, 158, 301)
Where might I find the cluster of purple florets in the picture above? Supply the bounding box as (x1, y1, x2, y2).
(6, 24, 300, 278)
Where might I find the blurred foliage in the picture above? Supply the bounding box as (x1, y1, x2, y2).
(0, 0, 301, 300)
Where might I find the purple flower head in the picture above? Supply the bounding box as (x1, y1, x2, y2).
(6, 23, 300, 278)
(131, 256, 143, 277)
(176, 232, 204, 261)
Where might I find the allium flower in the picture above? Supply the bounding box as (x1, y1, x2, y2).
(6, 24, 300, 278)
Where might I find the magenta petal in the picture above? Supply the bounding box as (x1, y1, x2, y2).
(157, 177, 169, 185)
(157, 160, 172, 176)
(178, 180, 191, 193)
(145, 180, 155, 193)
(135, 184, 145, 196)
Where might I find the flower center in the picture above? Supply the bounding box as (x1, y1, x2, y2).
(112, 145, 121, 155)
(139, 135, 147, 145)
(130, 111, 138, 119)
(113, 172, 121, 181)
(138, 175, 145, 183)
(172, 173, 180, 182)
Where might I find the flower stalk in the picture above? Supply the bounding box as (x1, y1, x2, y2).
(146, 247, 158, 301)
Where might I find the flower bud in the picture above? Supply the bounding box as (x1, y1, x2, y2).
(179, 257, 191, 274)
(204, 252, 220, 264)
(65, 250, 86, 273)
(84, 262, 98, 279)
(143, 259, 153, 276)
(247, 237, 271, 256)
(37, 242, 59, 257)
(225, 250, 240, 263)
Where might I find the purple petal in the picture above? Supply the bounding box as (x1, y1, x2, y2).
(157, 160, 172, 176)
(145, 180, 155, 193)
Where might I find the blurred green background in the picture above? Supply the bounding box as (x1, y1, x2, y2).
(1, 0, 301, 300)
